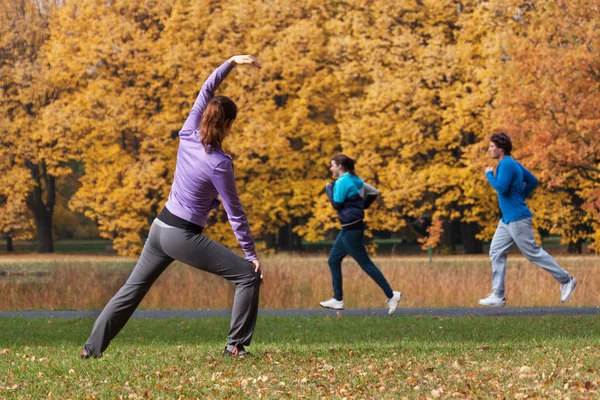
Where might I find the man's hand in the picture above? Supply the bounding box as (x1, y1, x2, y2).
(485, 166, 494, 174)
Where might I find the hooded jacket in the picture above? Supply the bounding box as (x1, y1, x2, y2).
(325, 173, 379, 230)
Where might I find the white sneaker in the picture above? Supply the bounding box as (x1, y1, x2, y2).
(319, 298, 344, 310)
(560, 277, 578, 303)
(386, 291, 402, 315)
(478, 293, 506, 307)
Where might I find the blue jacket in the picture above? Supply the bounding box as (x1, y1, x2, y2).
(486, 156, 538, 224)
(325, 173, 379, 230)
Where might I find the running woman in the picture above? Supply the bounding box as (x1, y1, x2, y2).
(320, 154, 402, 315)
(479, 131, 578, 307)
(81, 55, 263, 358)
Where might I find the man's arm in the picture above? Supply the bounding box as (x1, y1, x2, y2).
(486, 162, 514, 195)
(520, 164, 539, 198)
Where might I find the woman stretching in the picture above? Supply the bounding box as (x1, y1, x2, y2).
(320, 154, 402, 315)
(81, 55, 263, 358)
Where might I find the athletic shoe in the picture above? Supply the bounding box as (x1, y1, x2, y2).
(222, 346, 250, 358)
(478, 293, 506, 307)
(79, 348, 99, 359)
(386, 291, 402, 315)
(560, 276, 578, 303)
(319, 298, 344, 310)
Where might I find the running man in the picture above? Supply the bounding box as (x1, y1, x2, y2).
(479, 131, 578, 307)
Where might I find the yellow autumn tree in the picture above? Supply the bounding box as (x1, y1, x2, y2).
(0, 166, 35, 250)
(42, 0, 176, 254)
(491, 0, 600, 252)
(200, 1, 343, 250)
(24, 0, 597, 256)
(304, 0, 522, 253)
(43, 0, 344, 254)
(0, 0, 78, 253)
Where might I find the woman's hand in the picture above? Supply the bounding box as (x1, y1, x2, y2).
(228, 55, 262, 69)
(251, 259, 263, 284)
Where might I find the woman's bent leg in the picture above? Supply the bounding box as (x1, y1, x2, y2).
(161, 231, 261, 347)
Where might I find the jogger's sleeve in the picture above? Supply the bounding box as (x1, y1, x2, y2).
(362, 183, 379, 209)
(520, 164, 539, 198)
(326, 182, 343, 210)
(486, 162, 514, 195)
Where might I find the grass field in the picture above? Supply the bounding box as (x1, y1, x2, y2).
(2, 254, 599, 398)
(1, 316, 599, 398)
(0, 235, 584, 256)
(1, 254, 599, 310)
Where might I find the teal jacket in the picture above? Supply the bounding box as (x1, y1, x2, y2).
(325, 173, 379, 230)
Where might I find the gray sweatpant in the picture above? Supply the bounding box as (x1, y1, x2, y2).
(489, 217, 570, 296)
(84, 219, 261, 356)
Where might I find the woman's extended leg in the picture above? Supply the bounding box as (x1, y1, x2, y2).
(84, 222, 174, 356)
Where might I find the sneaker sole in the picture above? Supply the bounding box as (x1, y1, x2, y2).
(319, 304, 344, 310)
(478, 301, 506, 307)
(561, 279, 578, 303)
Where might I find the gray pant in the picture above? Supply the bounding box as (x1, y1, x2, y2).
(84, 219, 261, 356)
(489, 217, 570, 296)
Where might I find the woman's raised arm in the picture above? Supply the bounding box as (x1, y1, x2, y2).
(179, 55, 261, 136)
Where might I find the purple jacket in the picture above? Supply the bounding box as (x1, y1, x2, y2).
(164, 61, 257, 261)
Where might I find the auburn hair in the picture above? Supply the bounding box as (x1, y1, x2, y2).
(200, 96, 237, 148)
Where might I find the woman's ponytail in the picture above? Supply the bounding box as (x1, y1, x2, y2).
(200, 96, 237, 148)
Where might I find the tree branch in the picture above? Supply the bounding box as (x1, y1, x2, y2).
(24, 160, 43, 211)
(588, 64, 600, 83)
(40, 160, 55, 211)
(548, 109, 562, 127)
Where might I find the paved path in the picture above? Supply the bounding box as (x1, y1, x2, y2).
(0, 307, 598, 319)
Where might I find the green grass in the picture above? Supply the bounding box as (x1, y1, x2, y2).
(0, 239, 113, 254)
(0, 259, 136, 271)
(1, 316, 599, 398)
(2, 235, 588, 257)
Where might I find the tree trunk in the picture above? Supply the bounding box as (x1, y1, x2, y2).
(277, 221, 303, 251)
(264, 233, 277, 250)
(25, 160, 56, 253)
(6, 233, 13, 252)
(34, 212, 54, 253)
(440, 220, 459, 253)
(567, 240, 582, 254)
(462, 222, 483, 254)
